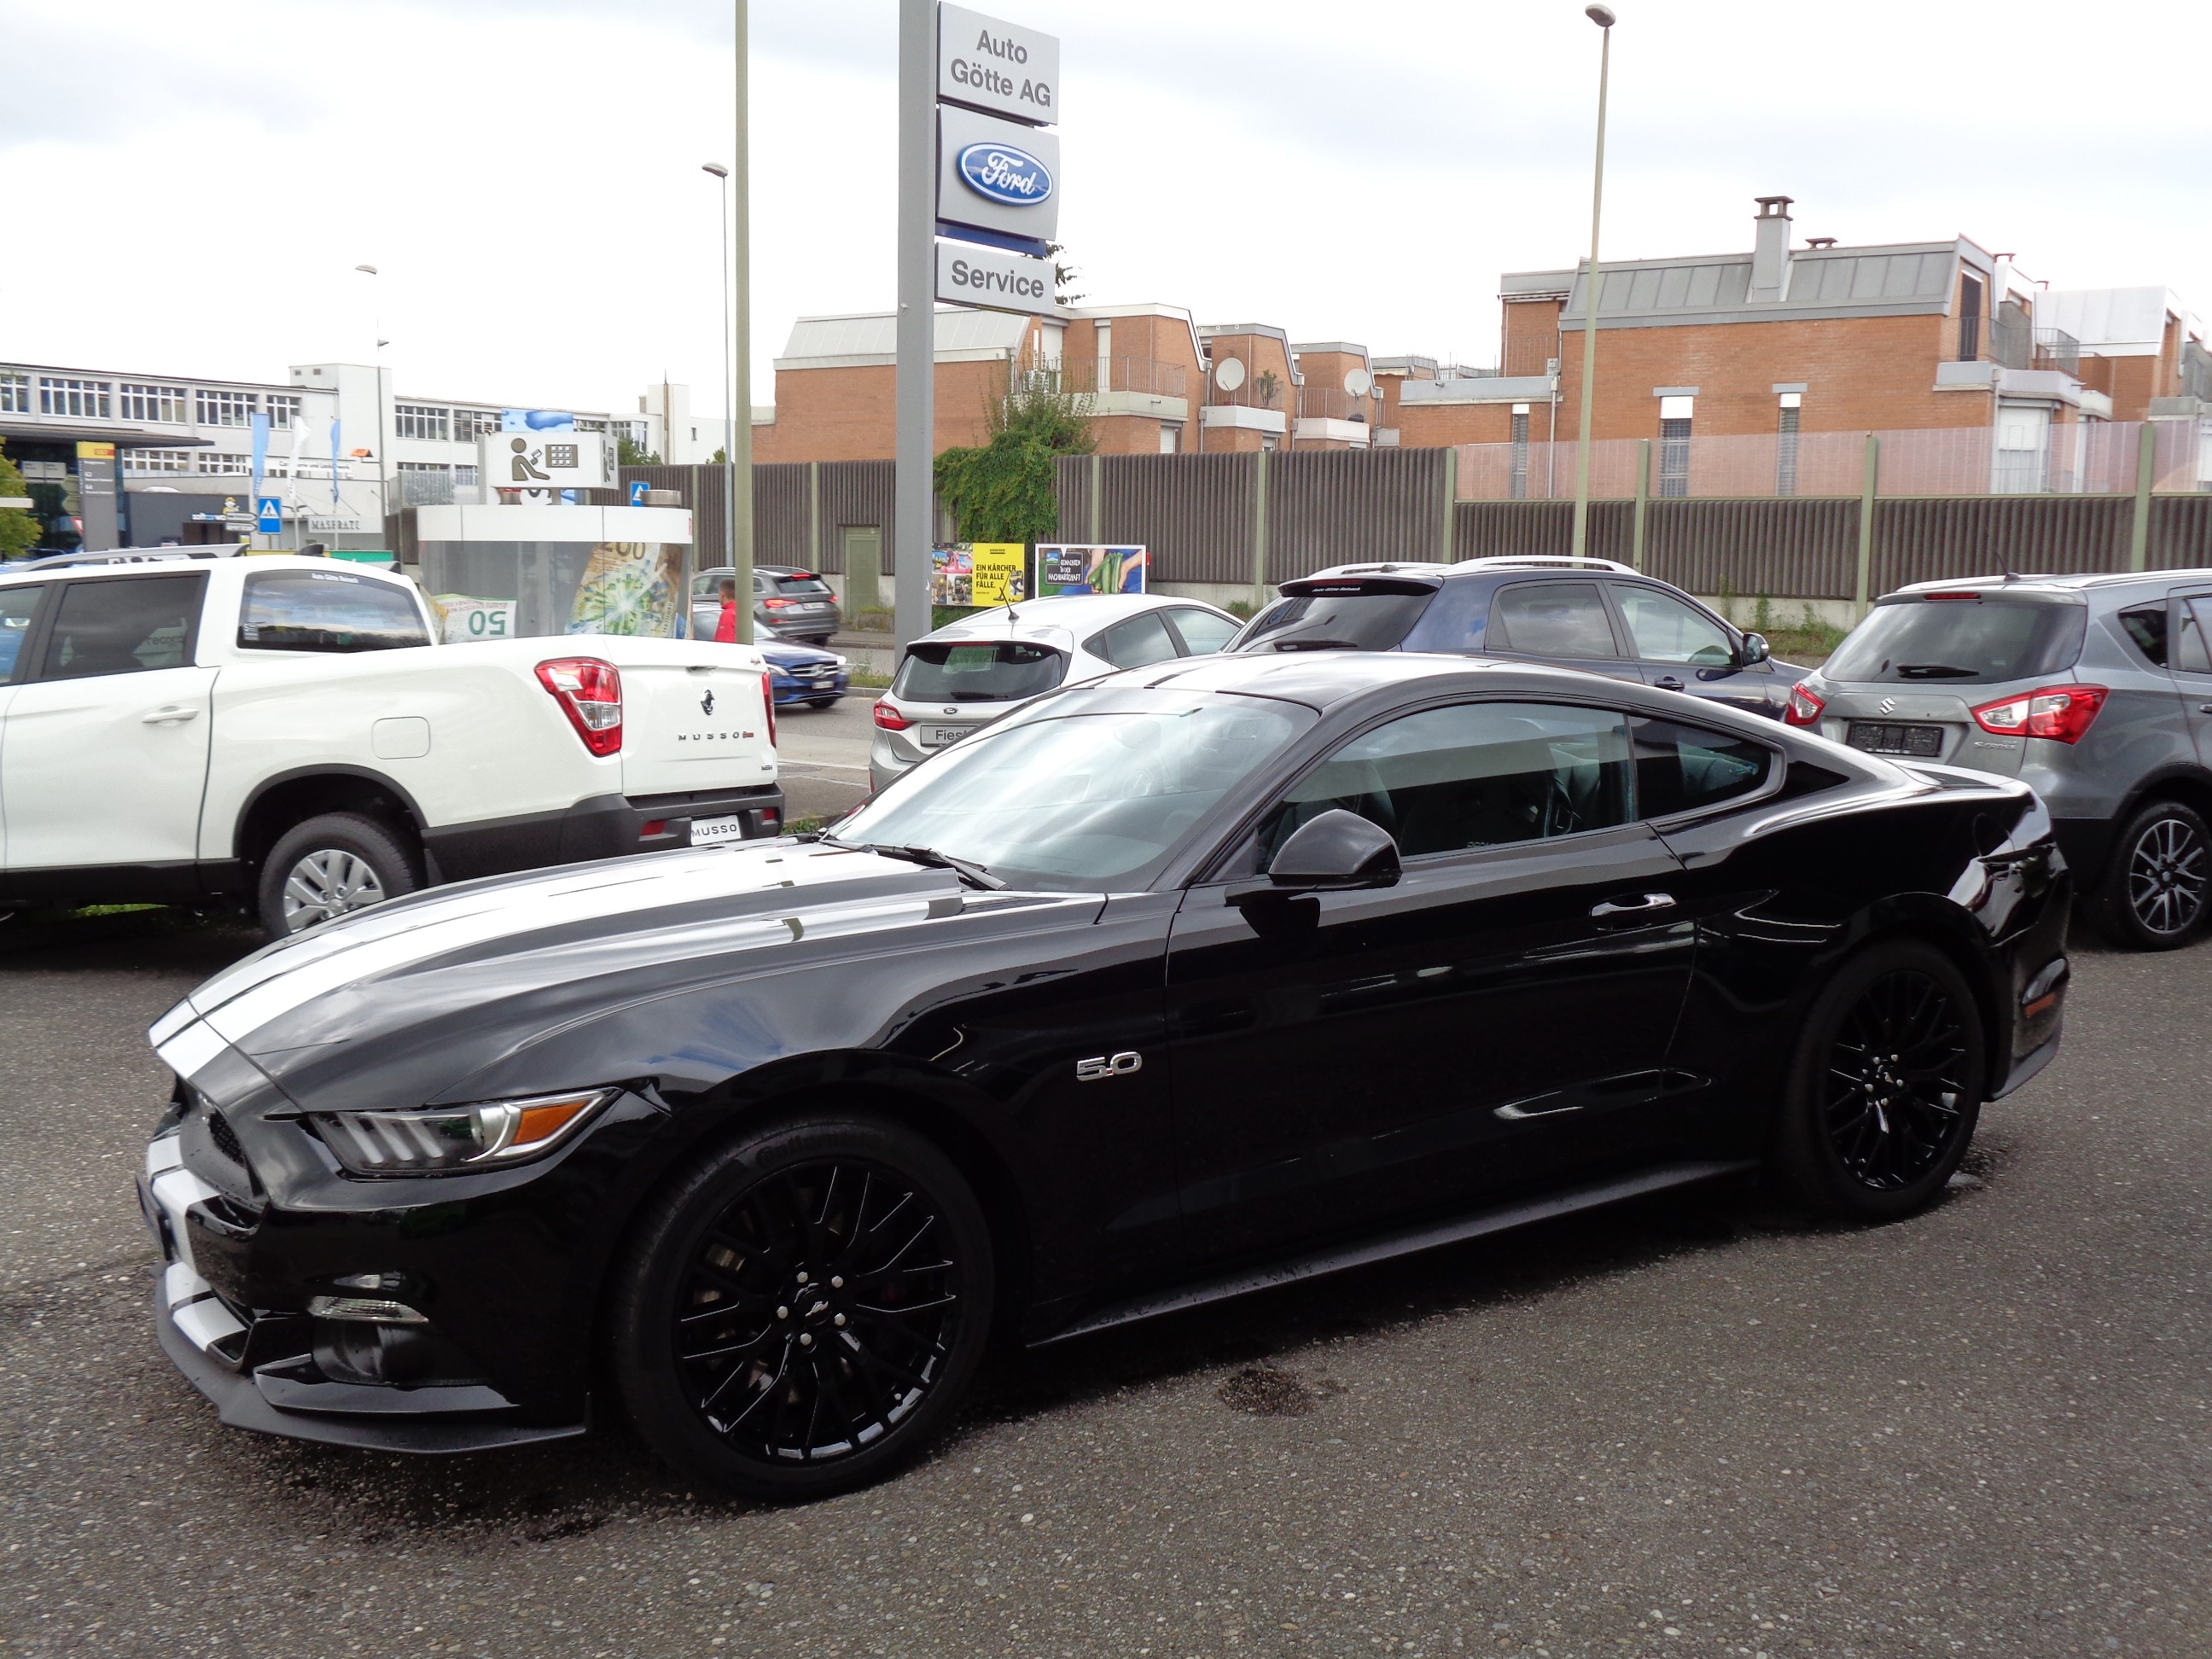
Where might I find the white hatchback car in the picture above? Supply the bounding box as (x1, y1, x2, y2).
(868, 593, 1243, 790)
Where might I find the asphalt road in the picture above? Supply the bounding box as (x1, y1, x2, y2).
(775, 692, 878, 829)
(3, 917, 2207, 1658)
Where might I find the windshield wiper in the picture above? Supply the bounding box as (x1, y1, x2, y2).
(843, 841, 1004, 889)
(1895, 663, 1980, 678)
(1271, 637, 1366, 652)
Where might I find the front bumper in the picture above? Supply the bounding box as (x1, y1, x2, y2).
(771, 669, 849, 706)
(138, 1132, 587, 1453)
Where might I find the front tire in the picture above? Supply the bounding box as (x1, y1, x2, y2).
(1767, 940, 1986, 1221)
(256, 812, 419, 937)
(806, 696, 839, 710)
(2088, 799, 2209, 951)
(610, 1113, 994, 1503)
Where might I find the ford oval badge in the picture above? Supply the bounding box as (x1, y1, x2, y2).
(957, 141, 1053, 207)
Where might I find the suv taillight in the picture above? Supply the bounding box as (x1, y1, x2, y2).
(535, 657, 622, 756)
(1784, 683, 1826, 727)
(1970, 684, 2107, 744)
(760, 670, 777, 748)
(872, 701, 911, 731)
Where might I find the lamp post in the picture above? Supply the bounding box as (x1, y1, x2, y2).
(702, 161, 738, 641)
(1569, 4, 1615, 561)
(353, 264, 392, 536)
(725, 1, 756, 643)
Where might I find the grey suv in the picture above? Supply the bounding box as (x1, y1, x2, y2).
(1787, 570, 2212, 949)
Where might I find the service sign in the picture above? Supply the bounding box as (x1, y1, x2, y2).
(937, 105, 1060, 243)
(937, 4, 1059, 127)
(480, 431, 610, 491)
(935, 242, 1058, 317)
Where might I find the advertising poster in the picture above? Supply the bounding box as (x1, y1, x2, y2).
(431, 595, 517, 643)
(1035, 544, 1147, 596)
(930, 543, 1029, 607)
(929, 544, 975, 606)
(567, 542, 685, 636)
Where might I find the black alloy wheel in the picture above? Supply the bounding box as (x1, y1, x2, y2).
(1769, 941, 1985, 1221)
(611, 1115, 993, 1501)
(2093, 800, 2210, 951)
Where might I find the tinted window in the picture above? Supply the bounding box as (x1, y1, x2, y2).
(38, 573, 203, 680)
(838, 696, 1314, 891)
(1825, 599, 2085, 684)
(0, 585, 45, 683)
(771, 574, 834, 597)
(1488, 582, 1621, 659)
(1233, 588, 1434, 652)
(239, 570, 429, 653)
(1615, 585, 1735, 666)
(1091, 610, 1179, 669)
(2176, 600, 2212, 675)
(894, 640, 1068, 702)
(1631, 717, 1774, 818)
(1167, 608, 1241, 655)
(2118, 604, 2168, 667)
(1266, 701, 1633, 860)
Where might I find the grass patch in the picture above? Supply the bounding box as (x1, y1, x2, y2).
(848, 670, 892, 690)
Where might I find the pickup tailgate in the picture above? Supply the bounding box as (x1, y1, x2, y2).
(602, 641, 778, 795)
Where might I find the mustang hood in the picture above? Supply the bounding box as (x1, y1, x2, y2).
(149, 841, 1037, 1114)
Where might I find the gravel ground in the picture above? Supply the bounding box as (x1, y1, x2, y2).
(2, 917, 2205, 1657)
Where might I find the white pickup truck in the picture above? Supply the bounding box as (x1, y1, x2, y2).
(0, 550, 783, 935)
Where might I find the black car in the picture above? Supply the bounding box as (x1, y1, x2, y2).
(141, 654, 2069, 1500)
(1229, 556, 1809, 719)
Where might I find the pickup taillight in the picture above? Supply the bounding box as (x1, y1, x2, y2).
(535, 658, 622, 756)
(760, 670, 777, 749)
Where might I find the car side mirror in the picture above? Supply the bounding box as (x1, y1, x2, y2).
(1738, 631, 1772, 667)
(1258, 808, 1402, 894)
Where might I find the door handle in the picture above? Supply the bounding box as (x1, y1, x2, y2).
(2198, 704, 2212, 714)
(1590, 892, 1678, 922)
(141, 707, 200, 725)
(1654, 675, 1685, 691)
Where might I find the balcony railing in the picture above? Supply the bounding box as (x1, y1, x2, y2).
(1016, 356, 1187, 401)
(1295, 387, 1377, 422)
(1958, 313, 2081, 375)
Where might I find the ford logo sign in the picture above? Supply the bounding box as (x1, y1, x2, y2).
(957, 141, 1052, 207)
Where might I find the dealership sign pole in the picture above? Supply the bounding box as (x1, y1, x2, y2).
(897, 2, 1062, 649)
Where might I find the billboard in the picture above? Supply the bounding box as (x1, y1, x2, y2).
(1035, 543, 1146, 596)
(930, 542, 1028, 607)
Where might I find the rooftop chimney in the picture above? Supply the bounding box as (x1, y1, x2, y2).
(1749, 195, 1794, 303)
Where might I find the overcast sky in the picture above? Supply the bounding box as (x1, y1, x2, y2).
(5, 0, 2209, 418)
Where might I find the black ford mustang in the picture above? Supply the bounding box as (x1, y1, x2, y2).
(141, 653, 2071, 1500)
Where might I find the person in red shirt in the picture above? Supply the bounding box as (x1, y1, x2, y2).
(714, 577, 739, 643)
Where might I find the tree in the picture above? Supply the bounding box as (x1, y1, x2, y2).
(0, 439, 38, 562)
(1047, 242, 1085, 309)
(617, 434, 662, 467)
(934, 367, 1096, 545)
(1253, 370, 1283, 410)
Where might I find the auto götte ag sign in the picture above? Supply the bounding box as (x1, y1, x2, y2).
(937, 3, 1058, 126)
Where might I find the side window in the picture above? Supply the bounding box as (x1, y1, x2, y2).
(1166, 608, 1240, 656)
(239, 571, 430, 653)
(37, 573, 206, 681)
(1488, 582, 1621, 660)
(2117, 604, 2168, 667)
(1631, 717, 1774, 818)
(1263, 701, 1633, 861)
(2176, 599, 2212, 675)
(1614, 585, 1735, 666)
(0, 585, 47, 683)
(1091, 610, 1179, 670)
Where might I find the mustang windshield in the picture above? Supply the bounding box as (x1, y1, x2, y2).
(834, 694, 1314, 891)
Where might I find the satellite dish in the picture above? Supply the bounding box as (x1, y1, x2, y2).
(1213, 357, 1247, 392)
(1344, 368, 1373, 398)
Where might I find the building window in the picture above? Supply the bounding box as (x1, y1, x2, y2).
(394, 404, 451, 442)
(1509, 405, 1531, 499)
(41, 377, 112, 419)
(0, 371, 27, 414)
(1959, 272, 1985, 362)
(1158, 422, 1182, 455)
(1776, 393, 1802, 497)
(195, 452, 249, 474)
(125, 449, 195, 473)
(266, 393, 302, 430)
(1657, 395, 1693, 498)
(455, 464, 480, 488)
(119, 383, 189, 424)
(195, 388, 258, 427)
(455, 410, 500, 439)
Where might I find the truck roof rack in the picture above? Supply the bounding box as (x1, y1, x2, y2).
(12, 547, 229, 573)
(1451, 556, 1637, 574)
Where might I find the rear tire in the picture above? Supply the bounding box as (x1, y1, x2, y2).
(1767, 940, 1986, 1222)
(610, 1112, 994, 1503)
(256, 812, 419, 938)
(2088, 799, 2209, 951)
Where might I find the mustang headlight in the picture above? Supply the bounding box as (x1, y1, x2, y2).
(308, 1089, 617, 1176)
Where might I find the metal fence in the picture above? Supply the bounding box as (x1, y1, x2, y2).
(615, 458, 903, 574)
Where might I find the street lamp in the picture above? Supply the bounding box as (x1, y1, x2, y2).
(1569, 4, 1615, 561)
(702, 160, 742, 641)
(353, 264, 392, 535)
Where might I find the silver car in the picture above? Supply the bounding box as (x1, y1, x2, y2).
(867, 593, 1243, 790)
(1787, 569, 2212, 949)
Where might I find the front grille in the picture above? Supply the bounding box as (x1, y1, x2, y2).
(207, 1109, 246, 1167)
